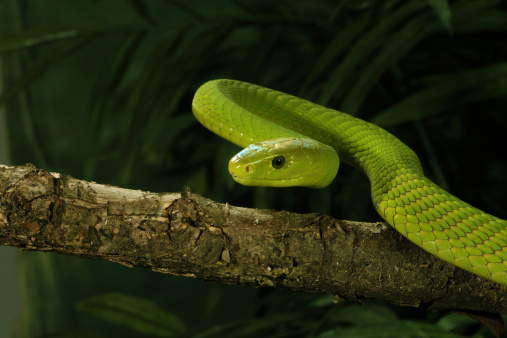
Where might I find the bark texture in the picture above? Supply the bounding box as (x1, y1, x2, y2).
(0, 163, 506, 313)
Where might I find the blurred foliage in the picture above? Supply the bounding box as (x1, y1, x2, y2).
(1, 0, 507, 337)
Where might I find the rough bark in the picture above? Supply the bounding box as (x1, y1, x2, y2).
(0, 163, 506, 314)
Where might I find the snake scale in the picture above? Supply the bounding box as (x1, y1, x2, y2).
(192, 79, 507, 286)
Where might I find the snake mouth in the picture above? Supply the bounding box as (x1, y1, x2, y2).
(229, 159, 327, 187)
(230, 173, 313, 188)
(232, 176, 292, 187)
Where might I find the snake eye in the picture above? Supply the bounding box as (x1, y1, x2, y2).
(272, 156, 285, 169)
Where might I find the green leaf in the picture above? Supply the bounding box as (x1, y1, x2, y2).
(371, 63, 507, 127)
(340, 8, 442, 113)
(126, 0, 158, 26)
(163, 0, 205, 20)
(117, 22, 235, 185)
(318, 321, 466, 338)
(310, 294, 335, 307)
(0, 36, 93, 107)
(115, 30, 187, 185)
(37, 332, 109, 338)
(334, 303, 398, 326)
(76, 293, 185, 337)
(454, 8, 507, 33)
(427, 0, 453, 34)
(436, 312, 478, 333)
(244, 25, 282, 82)
(316, 1, 427, 106)
(84, 32, 147, 180)
(0, 25, 102, 53)
(0, 36, 93, 170)
(195, 313, 301, 338)
(299, 12, 369, 97)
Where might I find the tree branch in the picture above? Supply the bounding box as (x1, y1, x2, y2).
(1, 163, 505, 314)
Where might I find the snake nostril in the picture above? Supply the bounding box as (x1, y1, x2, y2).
(245, 165, 250, 173)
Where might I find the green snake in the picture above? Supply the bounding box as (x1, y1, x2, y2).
(192, 79, 507, 286)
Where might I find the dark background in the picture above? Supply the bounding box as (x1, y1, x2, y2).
(1, 0, 507, 337)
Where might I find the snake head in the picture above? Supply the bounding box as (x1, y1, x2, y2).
(228, 137, 339, 188)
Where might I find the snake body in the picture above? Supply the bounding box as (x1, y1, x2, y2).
(192, 79, 507, 286)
